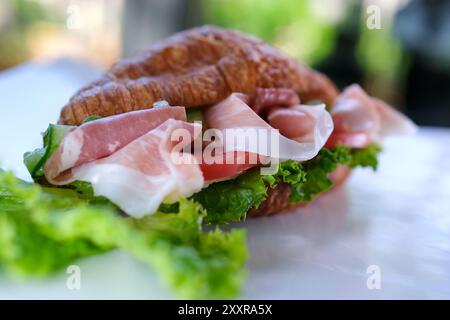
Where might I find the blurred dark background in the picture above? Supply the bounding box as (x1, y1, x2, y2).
(0, 0, 449, 126)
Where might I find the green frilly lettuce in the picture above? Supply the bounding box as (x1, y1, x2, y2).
(192, 170, 268, 224)
(194, 144, 382, 223)
(0, 171, 247, 299)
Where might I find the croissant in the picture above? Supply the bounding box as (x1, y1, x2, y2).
(58, 25, 339, 125)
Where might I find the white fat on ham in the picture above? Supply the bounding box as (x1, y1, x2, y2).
(44, 106, 186, 184)
(68, 119, 203, 218)
(204, 93, 334, 162)
(331, 84, 417, 141)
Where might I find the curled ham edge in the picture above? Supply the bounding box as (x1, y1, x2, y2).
(327, 84, 417, 148)
(44, 106, 188, 184)
(203, 93, 334, 162)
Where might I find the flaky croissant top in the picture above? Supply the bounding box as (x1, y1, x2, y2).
(58, 25, 339, 125)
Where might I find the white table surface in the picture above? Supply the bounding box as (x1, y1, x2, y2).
(0, 59, 449, 299)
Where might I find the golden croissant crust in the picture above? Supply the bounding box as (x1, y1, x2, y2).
(58, 25, 339, 125)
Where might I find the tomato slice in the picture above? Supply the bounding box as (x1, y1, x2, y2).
(199, 151, 258, 181)
(200, 162, 256, 181)
(200, 131, 370, 181)
(325, 131, 370, 149)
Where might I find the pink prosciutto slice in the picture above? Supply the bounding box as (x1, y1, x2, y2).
(44, 106, 186, 184)
(204, 93, 334, 163)
(266, 105, 329, 143)
(328, 84, 417, 147)
(372, 97, 417, 136)
(59, 119, 203, 217)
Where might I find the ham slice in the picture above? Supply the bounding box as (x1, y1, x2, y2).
(266, 105, 331, 144)
(204, 93, 334, 163)
(43, 105, 203, 218)
(58, 119, 203, 217)
(330, 84, 417, 145)
(44, 106, 186, 184)
(371, 97, 417, 136)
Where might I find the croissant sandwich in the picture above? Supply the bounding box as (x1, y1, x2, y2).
(24, 26, 417, 222)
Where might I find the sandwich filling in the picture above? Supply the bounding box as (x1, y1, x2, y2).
(24, 86, 416, 221)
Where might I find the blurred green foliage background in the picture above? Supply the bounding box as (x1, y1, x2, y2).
(202, 0, 408, 105)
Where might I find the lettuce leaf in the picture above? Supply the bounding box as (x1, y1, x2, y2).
(274, 144, 381, 202)
(0, 171, 247, 299)
(192, 170, 268, 224)
(348, 143, 382, 170)
(194, 144, 382, 223)
(193, 160, 307, 224)
(23, 124, 73, 180)
(68, 180, 116, 206)
(291, 145, 351, 202)
(186, 108, 204, 123)
(81, 115, 102, 123)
